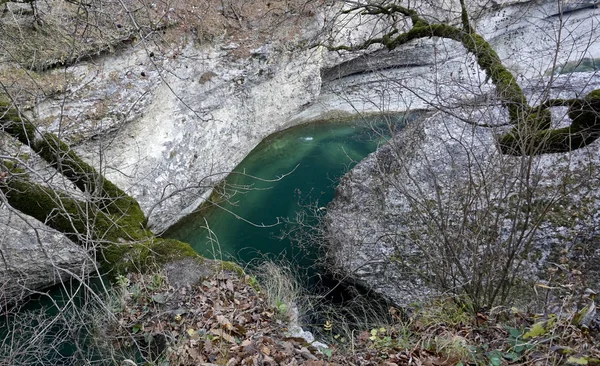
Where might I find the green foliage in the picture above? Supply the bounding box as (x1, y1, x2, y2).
(102, 238, 199, 275)
(275, 299, 289, 318)
(415, 298, 474, 328)
(319, 346, 333, 359)
(245, 275, 261, 292)
(490, 326, 534, 362)
(148, 274, 164, 291)
(368, 327, 394, 349)
(116, 275, 130, 288)
(523, 319, 551, 339)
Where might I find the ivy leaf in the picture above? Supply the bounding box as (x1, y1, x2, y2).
(566, 356, 589, 365)
(507, 327, 521, 339)
(487, 351, 502, 366)
(523, 321, 546, 339)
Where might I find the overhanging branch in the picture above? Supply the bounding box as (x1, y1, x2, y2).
(0, 99, 146, 221)
(328, 3, 600, 155)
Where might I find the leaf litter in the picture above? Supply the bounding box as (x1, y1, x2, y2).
(107, 259, 600, 365)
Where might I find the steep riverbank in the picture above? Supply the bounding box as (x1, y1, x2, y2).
(323, 0, 600, 308)
(2, 0, 600, 311)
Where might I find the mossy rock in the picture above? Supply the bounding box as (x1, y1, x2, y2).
(102, 237, 200, 276)
(525, 108, 552, 130)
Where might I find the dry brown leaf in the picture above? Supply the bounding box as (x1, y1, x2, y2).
(233, 324, 247, 335)
(217, 314, 234, 330)
(241, 339, 253, 347)
(187, 347, 202, 361)
(236, 314, 248, 325)
(226, 358, 239, 366)
(210, 329, 237, 344)
(261, 346, 271, 355)
(226, 279, 235, 292)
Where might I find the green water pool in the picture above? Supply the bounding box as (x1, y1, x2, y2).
(1, 113, 408, 364)
(165, 114, 406, 271)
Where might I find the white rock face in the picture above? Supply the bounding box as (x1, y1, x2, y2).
(10, 0, 599, 302)
(326, 78, 600, 306)
(299, 0, 600, 122)
(30, 0, 600, 236)
(323, 0, 600, 306)
(36, 40, 324, 232)
(0, 207, 92, 304)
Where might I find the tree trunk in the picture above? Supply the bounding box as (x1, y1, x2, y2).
(1, 99, 198, 275)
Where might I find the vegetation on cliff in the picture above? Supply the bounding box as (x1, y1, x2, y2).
(2, 0, 600, 364)
(329, 1, 600, 156)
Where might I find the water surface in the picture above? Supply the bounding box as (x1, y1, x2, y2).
(165, 114, 406, 272)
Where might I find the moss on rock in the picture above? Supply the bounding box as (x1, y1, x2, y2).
(101, 237, 200, 275)
(500, 89, 600, 155)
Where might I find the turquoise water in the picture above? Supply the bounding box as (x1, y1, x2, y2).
(0, 114, 406, 364)
(165, 114, 406, 272)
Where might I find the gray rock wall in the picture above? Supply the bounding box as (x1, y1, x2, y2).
(323, 0, 600, 307)
(0, 207, 91, 305)
(36, 40, 324, 233)
(325, 74, 600, 307)
(4, 0, 600, 303)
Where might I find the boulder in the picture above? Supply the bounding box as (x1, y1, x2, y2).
(0, 206, 90, 305)
(322, 0, 600, 308)
(325, 77, 600, 307)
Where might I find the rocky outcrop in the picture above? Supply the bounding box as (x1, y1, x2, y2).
(325, 72, 600, 307)
(1, 1, 327, 299)
(0, 206, 91, 305)
(323, 0, 600, 307)
(3, 0, 599, 304)
(24, 0, 600, 235)
(1, 4, 326, 298)
(296, 0, 600, 121)
(32, 39, 324, 233)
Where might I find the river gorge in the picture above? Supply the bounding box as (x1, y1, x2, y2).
(2, 0, 600, 363)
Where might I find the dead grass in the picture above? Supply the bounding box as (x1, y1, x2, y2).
(103, 261, 327, 365)
(0, 0, 324, 72)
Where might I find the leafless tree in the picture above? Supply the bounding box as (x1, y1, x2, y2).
(322, 0, 600, 309)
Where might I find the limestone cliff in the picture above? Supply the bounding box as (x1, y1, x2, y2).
(2, 0, 600, 304)
(323, 0, 600, 307)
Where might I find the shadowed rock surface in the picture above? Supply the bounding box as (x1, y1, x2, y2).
(0, 207, 90, 305)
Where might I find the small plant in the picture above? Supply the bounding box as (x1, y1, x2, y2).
(148, 273, 164, 291)
(252, 261, 302, 322)
(116, 274, 130, 288)
(368, 327, 393, 349)
(245, 275, 260, 292)
(275, 298, 289, 318)
(415, 298, 474, 328)
(488, 327, 534, 363)
(130, 283, 144, 302)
